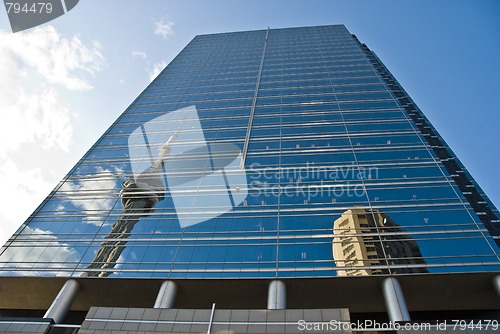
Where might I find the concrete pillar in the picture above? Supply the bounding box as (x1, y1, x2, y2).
(267, 280, 286, 310)
(154, 280, 177, 308)
(383, 277, 410, 322)
(493, 275, 500, 298)
(44, 279, 79, 323)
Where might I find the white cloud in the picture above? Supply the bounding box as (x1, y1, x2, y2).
(132, 50, 147, 59)
(149, 61, 167, 82)
(0, 160, 55, 245)
(0, 87, 73, 157)
(0, 226, 79, 276)
(60, 167, 120, 225)
(0, 25, 106, 158)
(0, 26, 105, 91)
(0, 26, 106, 246)
(154, 18, 174, 39)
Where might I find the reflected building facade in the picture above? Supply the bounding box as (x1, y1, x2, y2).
(1, 25, 500, 333)
(333, 208, 428, 276)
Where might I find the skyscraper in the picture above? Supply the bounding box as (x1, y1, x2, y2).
(0, 24, 499, 333)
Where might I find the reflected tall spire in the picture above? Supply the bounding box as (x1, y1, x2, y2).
(82, 136, 176, 277)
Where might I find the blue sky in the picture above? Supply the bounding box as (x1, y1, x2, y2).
(0, 0, 499, 245)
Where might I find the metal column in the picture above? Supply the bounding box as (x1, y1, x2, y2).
(267, 280, 286, 310)
(154, 280, 177, 308)
(383, 277, 410, 322)
(44, 279, 79, 323)
(493, 275, 500, 298)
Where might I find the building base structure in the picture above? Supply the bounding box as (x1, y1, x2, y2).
(80, 307, 351, 334)
(0, 273, 499, 333)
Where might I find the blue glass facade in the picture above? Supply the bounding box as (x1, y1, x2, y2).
(1, 24, 499, 280)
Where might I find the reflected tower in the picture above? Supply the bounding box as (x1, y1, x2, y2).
(82, 136, 174, 277)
